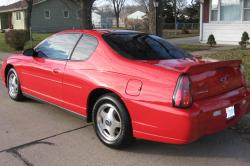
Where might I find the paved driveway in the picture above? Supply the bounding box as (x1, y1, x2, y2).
(0, 52, 11, 62)
(168, 36, 200, 45)
(0, 82, 249, 166)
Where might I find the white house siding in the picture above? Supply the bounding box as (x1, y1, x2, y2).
(12, 11, 25, 30)
(92, 12, 101, 28)
(202, 23, 250, 45)
(127, 11, 146, 20)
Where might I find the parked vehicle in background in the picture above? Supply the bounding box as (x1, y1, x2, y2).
(1, 29, 250, 148)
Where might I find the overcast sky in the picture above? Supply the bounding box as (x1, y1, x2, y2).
(0, 0, 193, 7)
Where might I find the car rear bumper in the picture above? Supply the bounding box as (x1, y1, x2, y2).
(127, 87, 250, 144)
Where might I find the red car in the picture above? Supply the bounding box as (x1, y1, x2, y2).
(1, 30, 250, 148)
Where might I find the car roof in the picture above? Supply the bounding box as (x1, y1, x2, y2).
(60, 29, 142, 37)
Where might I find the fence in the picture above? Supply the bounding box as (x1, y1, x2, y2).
(163, 23, 199, 30)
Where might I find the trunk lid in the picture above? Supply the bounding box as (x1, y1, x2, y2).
(140, 58, 244, 100)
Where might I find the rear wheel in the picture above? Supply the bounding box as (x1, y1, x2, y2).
(93, 93, 133, 148)
(7, 68, 24, 101)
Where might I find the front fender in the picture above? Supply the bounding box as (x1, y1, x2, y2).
(0, 59, 7, 87)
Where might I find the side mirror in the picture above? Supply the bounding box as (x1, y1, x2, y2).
(23, 48, 36, 56)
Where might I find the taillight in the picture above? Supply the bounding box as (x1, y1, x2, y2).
(172, 75, 193, 108)
(240, 64, 247, 87)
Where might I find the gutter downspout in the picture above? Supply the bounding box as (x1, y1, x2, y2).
(199, 1, 204, 43)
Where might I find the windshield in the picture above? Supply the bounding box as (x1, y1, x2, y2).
(103, 33, 192, 60)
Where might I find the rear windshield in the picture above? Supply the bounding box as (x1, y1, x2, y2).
(103, 33, 192, 60)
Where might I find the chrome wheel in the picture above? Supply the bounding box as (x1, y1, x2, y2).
(8, 73, 19, 98)
(96, 103, 122, 142)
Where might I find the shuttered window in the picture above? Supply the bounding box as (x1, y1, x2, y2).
(244, 0, 250, 21)
(211, 0, 219, 21)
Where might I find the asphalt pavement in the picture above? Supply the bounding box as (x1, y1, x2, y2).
(0, 81, 250, 166)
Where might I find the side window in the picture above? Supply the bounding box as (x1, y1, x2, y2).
(44, 10, 51, 19)
(71, 35, 98, 61)
(63, 10, 69, 18)
(35, 33, 81, 60)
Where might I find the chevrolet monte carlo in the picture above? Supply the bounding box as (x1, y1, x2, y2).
(1, 30, 250, 148)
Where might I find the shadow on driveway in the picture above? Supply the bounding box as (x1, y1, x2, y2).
(125, 129, 250, 161)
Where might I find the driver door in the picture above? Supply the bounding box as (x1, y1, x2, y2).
(21, 33, 82, 105)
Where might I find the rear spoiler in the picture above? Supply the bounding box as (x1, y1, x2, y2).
(183, 60, 242, 74)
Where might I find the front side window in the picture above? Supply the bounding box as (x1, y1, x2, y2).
(16, 11, 21, 20)
(71, 35, 98, 61)
(244, 0, 250, 21)
(220, 0, 241, 21)
(35, 33, 81, 60)
(103, 33, 192, 60)
(211, 0, 218, 21)
(64, 10, 69, 18)
(44, 10, 51, 19)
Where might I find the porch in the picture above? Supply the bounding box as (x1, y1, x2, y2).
(0, 12, 13, 30)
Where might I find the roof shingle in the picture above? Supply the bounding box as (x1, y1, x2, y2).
(0, 0, 46, 13)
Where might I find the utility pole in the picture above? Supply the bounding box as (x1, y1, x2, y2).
(153, 0, 159, 36)
(174, 0, 177, 35)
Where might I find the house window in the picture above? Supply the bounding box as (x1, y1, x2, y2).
(244, 0, 250, 21)
(64, 10, 69, 18)
(220, 0, 241, 21)
(76, 10, 81, 20)
(16, 11, 21, 20)
(44, 10, 51, 19)
(211, 0, 218, 21)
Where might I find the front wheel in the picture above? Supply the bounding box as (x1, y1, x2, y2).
(7, 68, 25, 101)
(93, 93, 133, 149)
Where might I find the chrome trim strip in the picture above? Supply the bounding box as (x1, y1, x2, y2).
(23, 93, 87, 120)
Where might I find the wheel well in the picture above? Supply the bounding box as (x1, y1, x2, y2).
(87, 88, 120, 122)
(4, 64, 14, 86)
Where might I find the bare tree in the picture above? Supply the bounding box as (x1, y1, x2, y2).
(135, 0, 149, 13)
(71, 0, 95, 29)
(108, 0, 126, 28)
(80, 0, 95, 29)
(24, 0, 33, 39)
(177, 0, 187, 11)
(148, 0, 155, 34)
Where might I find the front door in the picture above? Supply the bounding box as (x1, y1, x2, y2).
(21, 33, 82, 105)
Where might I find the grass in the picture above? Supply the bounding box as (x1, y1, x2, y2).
(177, 44, 210, 52)
(205, 48, 250, 85)
(163, 29, 199, 39)
(25, 33, 52, 49)
(0, 33, 15, 52)
(0, 32, 52, 53)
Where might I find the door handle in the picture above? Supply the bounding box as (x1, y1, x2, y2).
(52, 68, 61, 74)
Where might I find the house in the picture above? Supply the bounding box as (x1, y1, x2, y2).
(0, 0, 82, 32)
(92, 12, 101, 28)
(200, 0, 250, 45)
(94, 7, 125, 28)
(127, 11, 146, 20)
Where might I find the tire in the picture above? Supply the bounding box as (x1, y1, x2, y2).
(7, 68, 25, 101)
(93, 93, 133, 149)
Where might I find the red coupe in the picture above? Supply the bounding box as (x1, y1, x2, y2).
(1, 30, 250, 148)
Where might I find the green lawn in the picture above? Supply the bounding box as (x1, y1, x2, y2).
(25, 33, 52, 49)
(205, 49, 250, 85)
(177, 44, 210, 52)
(0, 32, 52, 53)
(0, 33, 15, 52)
(163, 29, 199, 39)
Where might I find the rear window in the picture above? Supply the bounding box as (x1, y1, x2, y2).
(103, 33, 192, 60)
